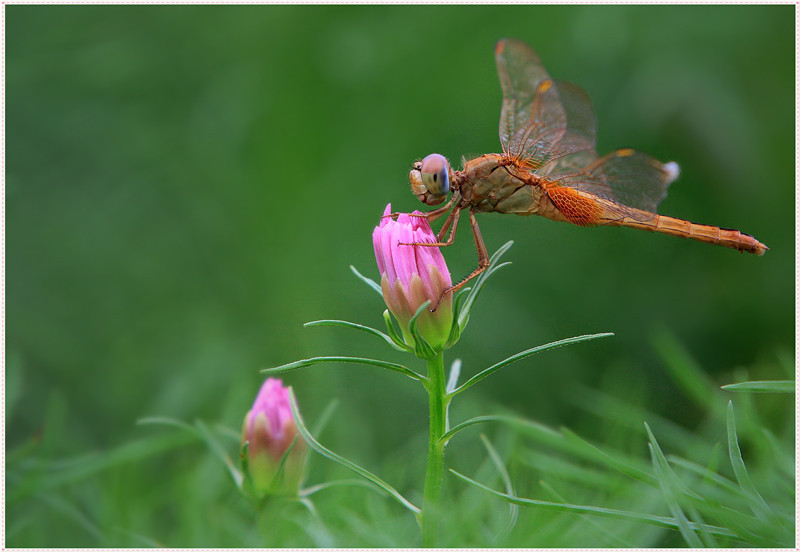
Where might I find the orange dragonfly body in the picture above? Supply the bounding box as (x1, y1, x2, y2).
(406, 39, 767, 298)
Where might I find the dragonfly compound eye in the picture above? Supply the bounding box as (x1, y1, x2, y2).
(409, 159, 446, 206)
(420, 153, 451, 196)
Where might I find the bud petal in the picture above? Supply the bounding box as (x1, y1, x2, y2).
(373, 204, 454, 350)
(241, 378, 306, 497)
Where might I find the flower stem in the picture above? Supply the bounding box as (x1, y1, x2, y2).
(421, 351, 447, 547)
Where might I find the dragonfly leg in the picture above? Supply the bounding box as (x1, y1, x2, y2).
(430, 210, 490, 311)
(435, 205, 460, 243)
(400, 205, 461, 249)
(381, 194, 459, 223)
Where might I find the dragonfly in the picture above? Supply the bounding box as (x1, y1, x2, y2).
(403, 38, 767, 304)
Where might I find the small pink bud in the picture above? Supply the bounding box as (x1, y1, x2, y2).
(242, 378, 306, 496)
(372, 204, 454, 349)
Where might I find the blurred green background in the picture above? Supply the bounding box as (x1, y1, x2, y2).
(7, 5, 794, 547)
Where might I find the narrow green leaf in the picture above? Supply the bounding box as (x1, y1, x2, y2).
(443, 413, 654, 484)
(726, 401, 773, 521)
(440, 415, 516, 445)
(479, 434, 518, 538)
(262, 356, 423, 381)
(560, 427, 656, 486)
(350, 265, 383, 296)
(450, 470, 736, 538)
(572, 385, 709, 452)
(288, 389, 420, 515)
(644, 424, 703, 501)
(37, 493, 106, 543)
(451, 333, 613, 397)
(759, 428, 795, 479)
(304, 319, 408, 352)
(539, 480, 633, 547)
(645, 424, 703, 547)
(457, 240, 514, 331)
(137, 416, 199, 435)
(300, 478, 383, 498)
(212, 423, 242, 443)
(311, 399, 339, 438)
(195, 419, 243, 489)
(721, 380, 794, 393)
(666, 455, 745, 498)
(443, 413, 656, 487)
(21, 433, 196, 495)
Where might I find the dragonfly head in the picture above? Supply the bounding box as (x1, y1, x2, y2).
(409, 153, 451, 206)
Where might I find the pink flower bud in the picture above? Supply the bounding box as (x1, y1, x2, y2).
(242, 378, 306, 496)
(372, 204, 454, 349)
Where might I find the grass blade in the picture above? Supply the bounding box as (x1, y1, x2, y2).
(288, 388, 420, 515)
(443, 414, 655, 486)
(194, 419, 243, 489)
(560, 427, 656, 486)
(726, 401, 773, 522)
(450, 470, 737, 538)
(451, 333, 613, 397)
(645, 423, 703, 547)
(666, 455, 745, 498)
(721, 380, 794, 393)
(479, 434, 518, 539)
(539, 480, 633, 547)
(311, 399, 339, 438)
(300, 478, 383, 498)
(263, 356, 423, 381)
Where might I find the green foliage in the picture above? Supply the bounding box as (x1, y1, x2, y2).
(450, 382, 793, 547)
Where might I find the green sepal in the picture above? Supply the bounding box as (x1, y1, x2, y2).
(266, 435, 301, 497)
(409, 300, 436, 360)
(445, 286, 471, 348)
(240, 440, 253, 495)
(349, 265, 383, 297)
(382, 310, 414, 352)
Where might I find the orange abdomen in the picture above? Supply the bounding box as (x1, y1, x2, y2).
(545, 186, 767, 255)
